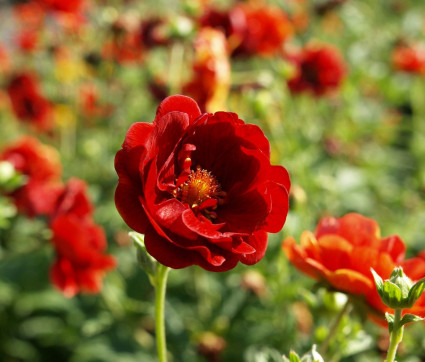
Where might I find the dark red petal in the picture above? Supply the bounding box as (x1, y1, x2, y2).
(240, 231, 268, 265)
(182, 208, 229, 239)
(262, 181, 289, 233)
(269, 165, 291, 193)
(147, 111, 190, 170)
(123, 122, 154, 149)
(144, 225, 201, 269)
(235, 123, 270, 159)
(115, 181, 150, 234)
(50, 258, 79, 298)
(217, 189, 268, 233)
(154, 95, 202, 124)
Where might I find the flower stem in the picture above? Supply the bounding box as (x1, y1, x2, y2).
(319, 298, 351, 356)
(386, 309, 403, 362)
(154, 264, 170, 362)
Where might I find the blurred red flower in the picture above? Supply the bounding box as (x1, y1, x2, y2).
(199, 7, 247, 52)
(139, 18, 170, 49)
(183, 28, 230, 112)
(50, 215, 116, 298)
(282, 213, 406, 314)
(7, 72, 54, 131)
(287, 43, 346, 96)
(16, 30, 39, 53)
(232, 4, 292, 57)
(392, 43, 425, 74)
(35, 0, 85, 14)
(0, 44, 10, 74)
(115, 95, 290, 271)
(102, 21, 144, 64)
(402, 251, 425, 317)
(200, 4, 292, 57)
(0, 137, 63, 217)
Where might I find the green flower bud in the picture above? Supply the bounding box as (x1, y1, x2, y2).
(372, 267, 425, 309)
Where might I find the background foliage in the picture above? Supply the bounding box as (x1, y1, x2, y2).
(0, 0, 425, 361)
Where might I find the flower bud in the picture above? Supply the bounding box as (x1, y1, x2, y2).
(372, 267, 425, 309)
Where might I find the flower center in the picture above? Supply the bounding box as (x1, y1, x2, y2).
(174, 166, 221, 208)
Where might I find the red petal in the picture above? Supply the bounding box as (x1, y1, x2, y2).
(123, 122, 154, 149)
(115, 180, 150, 234)
(240, 231, 268, 265)
(217, 189, 268, 232)
(380, 235, 406, 264)
(154, 95, 202, 124)
(181, 208, 229, 239)
(262, 181, 289, 233)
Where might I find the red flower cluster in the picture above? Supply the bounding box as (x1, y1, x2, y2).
(283, 213, 425, 318)
(286, 44, 346, 96)
(392, 43, 425, 74)
(7, 72, 54, 132)
(115, 95, 290, 271)
(183, 28, 230, 112)
(0, 137, 116, 297)
(200, 4, 292, 57)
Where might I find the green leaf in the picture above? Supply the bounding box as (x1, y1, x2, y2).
(129, 232, 157, 281)
(288, 351, 301, 362)
(408, 278, 425, 307)
(371, 268, 384, 293)
(383, 281, 402, 307)
(400, 313, 424, 327)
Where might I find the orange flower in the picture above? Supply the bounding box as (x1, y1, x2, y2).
(282, 213, 406, 314)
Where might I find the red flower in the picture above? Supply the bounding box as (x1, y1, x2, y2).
(287, 44, 346, 96)
(232, 4, 292, 57)
(282, 213, 406, 314)
(7, 72, 54, 131)
(51, 178, 93, 220)
(50, 215, 116, 297)
(183, 28, 230, 112)
(392, 43, 425, 74)
(115, 95, 290, 271)
(0, 137, 63, 217)
(402, 251, 425, 317)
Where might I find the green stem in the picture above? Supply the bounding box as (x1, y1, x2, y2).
(386, 309, 403, 362)
(154, 264, 170, 362)
(319, 298, 352, 356)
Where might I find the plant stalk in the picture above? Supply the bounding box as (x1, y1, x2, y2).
(386, 309, 403, 362)
(154, 264, 170, 362)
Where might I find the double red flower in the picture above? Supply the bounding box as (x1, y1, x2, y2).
(7, 72, 54, 132)
(282, 213, 425, 317)
(286, 44, 346, 96)
(115, 95, 290, 271)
